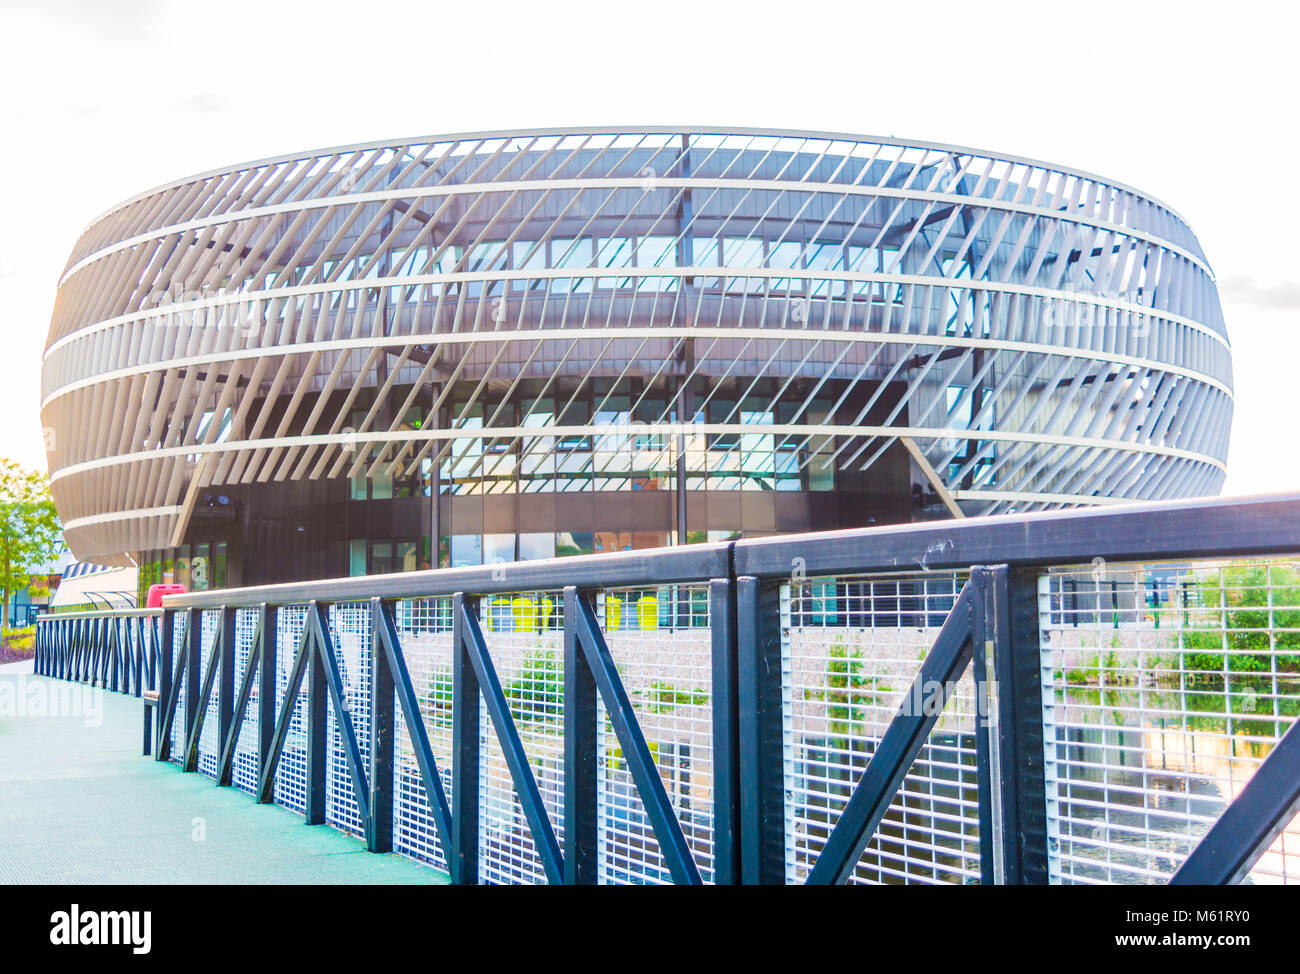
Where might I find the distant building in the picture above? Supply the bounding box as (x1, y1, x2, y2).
(40, 128, 1233, 595)
(47, 561, 138, 612)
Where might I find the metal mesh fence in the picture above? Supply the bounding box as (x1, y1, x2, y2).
(196, 610, 220, 778)
(596, 584, 713, 884)
(324, 602, 371, 837)
(392, 598, 455, 870)
(1040, 557, 1300, 885)
(781, 571, 982, 884)
(231, 608, 260, 795)
(477, 591, 565, 885)
(130, 549, 1300, 885)
(273, 605, 310, 813)
(167, 612, 188, 764)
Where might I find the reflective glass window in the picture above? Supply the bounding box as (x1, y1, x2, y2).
(552, 238, 594, 293)
(451, 534, 482, 568)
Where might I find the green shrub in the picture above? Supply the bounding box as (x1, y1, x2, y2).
(804, 637, 891, 751)
(1182, 563, 1300, 673)
(634, 681, 708, 713)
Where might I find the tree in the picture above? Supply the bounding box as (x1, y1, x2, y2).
(0, 461, 61, 639)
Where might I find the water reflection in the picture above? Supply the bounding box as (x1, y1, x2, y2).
(1048, 674, 1300, 884)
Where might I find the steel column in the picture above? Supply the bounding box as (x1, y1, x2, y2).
(367, 598, 395, 853)
(258, 605, 278, 795)
(563, 586, 598, 885)
(710, 576, 740, 885)
(1006, 566, 1050, 883)
(304, 603, 328, 825)
(736, 576, 786, 884)
(450, 593, 480, 884)
(182, 608, 200, 761)
(217, 607, 236, 763)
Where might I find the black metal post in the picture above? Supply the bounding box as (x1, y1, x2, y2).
(367, 598, 395, 853)
(218, 606, 236, 761)
(109, 618, 120, 692)
(971, 566, 1003, 884)
(133, 617, 145, 697)
(563, 585, 598, 884)
(258, 605, 278, 797)
(80, 618, 90, 683)
(96, 617, 106, 686)
(305, 602, 328, 825)
(183, 608, 200, 760)
(450, 592, 480, 884)
(147, 616, 159, 690)
(736, 575, 786, 885)
(971, 564, 1048, 885)
(1005, 566, 1049, 884)
(710, 576, 740, 886)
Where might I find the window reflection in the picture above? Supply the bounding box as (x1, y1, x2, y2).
(451, 534, 482, 567)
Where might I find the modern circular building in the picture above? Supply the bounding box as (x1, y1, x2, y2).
(41, 127, 1233, 594)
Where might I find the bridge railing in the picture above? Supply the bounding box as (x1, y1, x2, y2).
(33, 492, 1300, 884)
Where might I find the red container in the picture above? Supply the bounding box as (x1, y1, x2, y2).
(146, 583, 188, 608)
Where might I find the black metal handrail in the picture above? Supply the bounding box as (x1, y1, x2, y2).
(32, 490, 1300, 885)
(156, 543, 733, 610)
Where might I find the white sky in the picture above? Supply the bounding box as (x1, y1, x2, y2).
(2, 0, 1295, 497)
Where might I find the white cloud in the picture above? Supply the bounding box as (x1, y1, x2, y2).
(1220, 276, 1300, 311)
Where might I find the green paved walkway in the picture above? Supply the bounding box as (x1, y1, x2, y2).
(0, 665, 446, 884)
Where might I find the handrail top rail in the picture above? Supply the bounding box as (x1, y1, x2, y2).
(734, 489, 1300, 578)
(36, 608, 161, 622)
(157, 541, 734, 610)
(36, 491, 1300, 619)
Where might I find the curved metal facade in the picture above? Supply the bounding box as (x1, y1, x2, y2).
(42, 127, 1233, 564)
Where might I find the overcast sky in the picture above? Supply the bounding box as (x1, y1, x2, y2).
(2, 0, 1295, 497)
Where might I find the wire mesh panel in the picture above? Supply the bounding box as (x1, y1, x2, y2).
(324, 602, 371, 837)
(231, 608, 261, 795)
(196, 610, 221, 778)
(477, 592, 565, 885)
(1041, 557, 1300, 885)
(393, 598, 455, 870)
(122, 620, 139, 696)
(782, 571, 982, 884)
(113, 620, 130, 695)
(273, 605, 310, 814)
(168, 612, 188, 764)
(595, 584, 714, 884)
